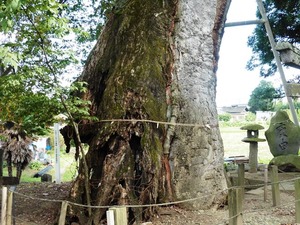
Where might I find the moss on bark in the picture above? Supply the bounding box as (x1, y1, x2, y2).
(64, 0, 179, 224)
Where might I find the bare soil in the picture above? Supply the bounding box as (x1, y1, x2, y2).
(3, 171, 299, 225)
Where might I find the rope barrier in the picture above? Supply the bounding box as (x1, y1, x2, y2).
(10, 174, 300, 209)
(82, 118, 219, 129)
(9, 182, 299, 225)
(13, 191, 62, 203)
(6, 167, 300, 225)
(12, 187, 229, 209)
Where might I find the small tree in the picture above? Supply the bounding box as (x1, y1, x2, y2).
(0, 0, 98, 196)
(248, 80, 282, 113)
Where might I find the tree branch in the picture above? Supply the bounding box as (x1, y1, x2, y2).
(21, 4, 92, 218)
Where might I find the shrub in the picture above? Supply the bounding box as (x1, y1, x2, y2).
(245, 112, 256, 122)
(29, 161, 43, 170)
(218, 113, 231, 122)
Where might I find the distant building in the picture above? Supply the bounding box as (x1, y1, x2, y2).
(219, 104, 249, 121)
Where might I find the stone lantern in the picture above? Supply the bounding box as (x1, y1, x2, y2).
(241, 124, 266, 173)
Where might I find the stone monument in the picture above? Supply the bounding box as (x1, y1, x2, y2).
(265, 110, 300, 157)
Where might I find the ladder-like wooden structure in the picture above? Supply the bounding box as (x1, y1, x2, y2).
(276, 42, 300, 99)
(225, 0, 300, 126)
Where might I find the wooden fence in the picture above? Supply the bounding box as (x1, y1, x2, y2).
(2, 164, 300, 225)
(228, 164, 300, 225)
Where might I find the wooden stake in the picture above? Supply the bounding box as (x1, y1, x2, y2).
(107, 209, 115, 225)
(228, 188, 234, 225)
(236, 188, 243, 225)
(237, 163, 245, 201)
(110, 207, 127, 225)
(264, 164, 268, 202)
(228, 187, 243, 225)
(295, 178, 300, 222)
(0, 147, 3, 186)
(58, 201, 68, 225)
(1, 186, 8, 225)
(271, 165, 280, 206)
(6, 189, 13, 225)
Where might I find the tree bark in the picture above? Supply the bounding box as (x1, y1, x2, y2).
(170, 0, 231, 209)
(61, 0, 231, 224)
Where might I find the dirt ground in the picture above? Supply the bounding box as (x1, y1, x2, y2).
(3, 171, 300, 225)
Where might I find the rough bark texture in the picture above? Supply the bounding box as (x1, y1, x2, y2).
(62, 0, 230, 224)
(170, 0, 231, 209)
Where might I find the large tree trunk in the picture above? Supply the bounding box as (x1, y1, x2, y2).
(62, 0, 230, 224)
(171, 0, 230, 209)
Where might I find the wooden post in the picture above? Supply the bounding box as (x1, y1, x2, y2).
(271, 165, 280, 206)
(276, 42, 300, 69)
(237, 163, 245, 201)
(295, 178, 300, 222)
(54, 123, 61, 184)
(225, 19, 265, 27)
(110, 207, 127, 225)
(264, 164, 268, 202)
(228, 187, 243, 225)
(286, 83, 300, 97)
(58, 201, 68, 225)
(1, 186, 8, 225)
(6, 189, 13, 225)
(236, 188, 243, 225)
(228, 188, 234, 225)
(107, 209, 115, 225)
(0, 146, 3, 186)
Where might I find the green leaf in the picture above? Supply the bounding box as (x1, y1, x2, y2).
(0, 47, 20, 71)
(48, 0, 56, 6)
(10, 0, 19, 10)
(1, 20, 7, 31)
(0, 0, 107, 136)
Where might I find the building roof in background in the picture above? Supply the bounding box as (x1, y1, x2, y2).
(221, 104, 248, 114)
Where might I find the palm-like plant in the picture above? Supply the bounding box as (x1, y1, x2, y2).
(1, 122, 33, 180)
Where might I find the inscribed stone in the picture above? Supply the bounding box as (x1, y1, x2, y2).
(265, 111, 300, 157)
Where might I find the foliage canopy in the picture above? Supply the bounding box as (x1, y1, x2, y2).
(247, 0, 300, 77)
(0, 0, 115, 135)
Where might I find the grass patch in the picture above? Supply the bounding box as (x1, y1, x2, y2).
(62, 161, 78, 182)
(2, 148, 78, 183)
(2, 167, 41, 183)
(220, 125, 273, 163)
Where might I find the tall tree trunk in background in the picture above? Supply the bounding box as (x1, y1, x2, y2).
(62, 0, 231, 224)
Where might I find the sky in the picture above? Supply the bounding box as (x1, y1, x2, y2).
(216, 0, 280, 107)
(216, 0, 260, 107)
